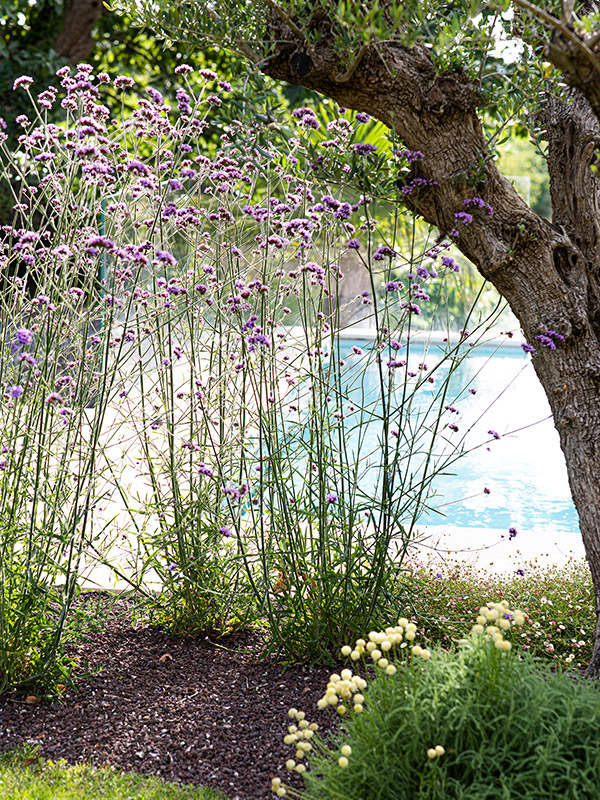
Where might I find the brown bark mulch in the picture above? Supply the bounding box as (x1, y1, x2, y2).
(0, 595, 340, 800)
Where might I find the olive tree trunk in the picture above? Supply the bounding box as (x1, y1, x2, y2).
(261, 17, 600, 675)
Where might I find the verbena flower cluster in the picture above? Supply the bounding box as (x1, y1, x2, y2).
(0, 61, 514, 688)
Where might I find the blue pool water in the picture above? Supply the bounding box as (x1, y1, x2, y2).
(320, 336, 578, 537)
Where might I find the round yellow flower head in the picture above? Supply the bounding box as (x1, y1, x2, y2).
(341, 745, 352, 756)
(338, 756, 349, 768)
(341, 645, 352, 657)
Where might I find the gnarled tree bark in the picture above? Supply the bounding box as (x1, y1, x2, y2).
(261, 13, 600, 675)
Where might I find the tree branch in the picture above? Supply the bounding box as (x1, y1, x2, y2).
(513, 0, 600, 74)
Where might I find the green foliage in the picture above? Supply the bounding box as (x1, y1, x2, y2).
(139, 496, 253, 637)
(495, 129, 551, 218)
(0, 748, 229, 800)
(291, 621, 600, 800)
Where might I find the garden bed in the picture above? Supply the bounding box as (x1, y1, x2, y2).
(0, 596, 337, 800)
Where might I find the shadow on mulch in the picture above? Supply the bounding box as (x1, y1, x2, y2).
(0, 595, 339, 800)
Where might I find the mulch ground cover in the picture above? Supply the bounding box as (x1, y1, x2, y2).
(0, 595, 340, 800)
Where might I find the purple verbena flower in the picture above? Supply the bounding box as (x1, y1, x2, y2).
(327, 493, 338, 504)
(14, 328, 33, 346)
(441, 255, 460, 272)
(154, 249, 177, 266)
(352, 143, 377, 155)
(488, 430, 501, 440)
(509, 527, 518, 540)
(13, 76, 34, 91)
(8, 385, 23, 399)
(114, 76, 135, 89)
(373, 246, 397, 261)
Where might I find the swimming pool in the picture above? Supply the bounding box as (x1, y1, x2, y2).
(325, 335, 578, 537)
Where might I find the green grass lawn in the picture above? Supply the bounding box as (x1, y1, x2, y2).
(0, 750, 229, 800)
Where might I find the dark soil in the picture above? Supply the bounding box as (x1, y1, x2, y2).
(0, 595, 340, 800)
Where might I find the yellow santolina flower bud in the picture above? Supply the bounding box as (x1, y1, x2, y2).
(502, 639, 511, 651)
(486, 625, 499, 636)
(421, 649, 431, 660)
(398, 618, 409, 627)
(288, 708, 298, 718)
(356, 639, 366, 648)
(341, 745, 352, 756)
(435, 745, 445, 756)
(405, 630, 416, 641)
(341, 645, 352, 657)
(378, 658, 389, 669)
(412, 645, 423, 657)
(494, 638, 505, 650)
(354, 693, 365, 704)
(330, 674, 341, 683)
(368, 631, 379, 642)
(295, 764, 306, 774)
(514, 612, 524, 626)
(327, 694, 338, 706)
(381, 640, 392, 651)
(337, 705, 347, 715)
(472, 624, 484, 635)
(296, 711, 306, 721)
(309, 723, 319, 731)
(338, 757, 349, 768)
(284, 735, 296, 745)
(303, 729, 314, 739)
(299, 720, 309, 729)
(371, 649, 382, 661)
(286, 760, 296, 771)
(499, 618, 510, 630)
(295, 750, 304, 760)
(271, 778, 281, 789)
(427, 748, 437, 759)
(350, 650, 361, 661)
(476, 615, 487, 626)
(386, 664, 397, 675)
(317, 698, 327, 710)
(366, 641, 377, 652)
(354, 703, 364, 713)
(276, 789, 286, 798)
(288, 725, 297, 733)
(341, 669, 353, 681)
